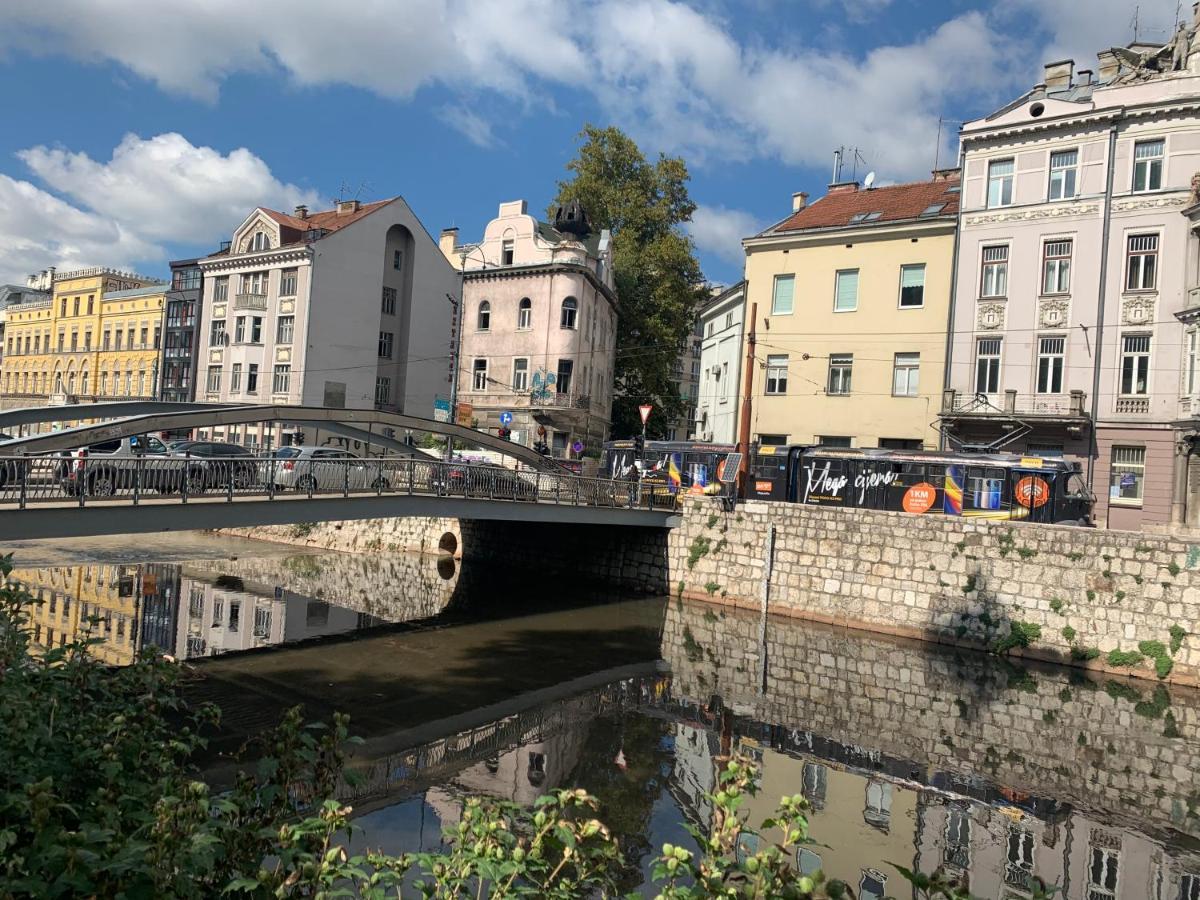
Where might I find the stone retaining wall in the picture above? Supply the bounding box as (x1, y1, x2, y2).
(670, 498, 1200, 685)
(218, 516, 462, 557)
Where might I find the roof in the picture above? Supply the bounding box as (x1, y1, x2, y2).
(765, 175, 960, 235)
(535, 219, 603, 256)
(261, 198, 393, 241)
(103, 284, 168, 300)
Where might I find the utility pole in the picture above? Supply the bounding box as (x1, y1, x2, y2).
(736, 302, 757, 497)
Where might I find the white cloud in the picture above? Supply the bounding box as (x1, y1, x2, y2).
(0, 133, 318, 285)
(687, 205, 762, 267)
(436, 104, 498, 148)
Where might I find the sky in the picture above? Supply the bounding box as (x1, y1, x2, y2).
(0, 0, 1180, 288)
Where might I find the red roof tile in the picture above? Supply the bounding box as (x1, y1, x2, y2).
(261, 198, 394, 240)
(769, 174, 960, 234)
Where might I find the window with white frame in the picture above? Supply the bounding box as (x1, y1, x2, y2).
(276, 315, 294, 344)
(765, 355, 788, 394)
(501, 239, 514, 266)
(1180, 873, 1200, 900)
(1036, 336, 1065, 394)
(279, 268, 297, 296)
(834, 269, 859, 312)
(987, 158, 1014, 208)
(1042, 240, 1072, 294)
(1110, 446, 1145, 505)
(892, 352, 919, 396)
(827, 354, 853, 395)
(250, 231, 271, 251)
(1048, 148, 1078, 200)
(517, 297, 532, 329)
(1087, 845, 1119, 898)
(512, 357, 529, 391)
(213, 276, 229, 302)
(393, 249, 404, 271)
(1132, 139, 1164, 192)
(1006, 828, 1035, 887)
(1126, 234, 1158, 290)
(899, 264, 925, 308)
(246, 363, 258, 394)
(381, 286, 396, 315)
(1188, 330, 1198, 396)
(944, 807, 971, 869)
(230, 363, 242, 392)
(980, 245, 1008, 298)
(477, 300, 491, 331)
(272, 364, 290, 394)
(378, 331, 393, 359)
(240, 271, 269, 294)
(234, 317, 246, 343)
(560, 297, 577, 329)
(975, 337, 1002, 393)
(772, 274, 794, 315)
(1120, 334, 1151, 395)
(472, 358, 488, 391)
(374, 376, 391, 405)
(210, 319, 226, 346)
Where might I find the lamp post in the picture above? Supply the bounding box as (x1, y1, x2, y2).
(446, 244, 489, 461)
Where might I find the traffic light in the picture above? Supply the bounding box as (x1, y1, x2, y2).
(534, 440, 549, 455)
(497, 427, 511, 440)
(633, 434, 645, 452)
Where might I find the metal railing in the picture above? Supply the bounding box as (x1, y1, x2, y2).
(941, 388, 1088, 417)
(0, 454, 676, 512)
(233, 293, 268, 310)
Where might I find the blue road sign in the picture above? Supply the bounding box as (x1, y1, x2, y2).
(499, 411, 513, 426)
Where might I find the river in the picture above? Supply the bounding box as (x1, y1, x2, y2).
(6, 532, 1200, 898)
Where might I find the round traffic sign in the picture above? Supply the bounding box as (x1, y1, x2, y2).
(499, 411, 513, 426)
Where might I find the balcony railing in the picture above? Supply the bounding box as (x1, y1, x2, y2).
(1114, 396, 1150, 414)
(1004, 861, 1035, 890)
(463, 390, 602, 413)
(530, 390, 592, 410)
(941, 389, 1088, 419)
(233, 292, 268, 310)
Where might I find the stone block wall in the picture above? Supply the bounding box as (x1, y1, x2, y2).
(219, 516, 462, 557)
(670, 498, 1200, 685)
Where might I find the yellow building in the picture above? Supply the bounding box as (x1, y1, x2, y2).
(0, 267, 164, 414)
(741, 172, 960, 449)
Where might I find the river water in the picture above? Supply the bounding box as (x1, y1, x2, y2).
(6, 533, 1200, 898)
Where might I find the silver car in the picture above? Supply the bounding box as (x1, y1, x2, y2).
(268, 446, 392, 492)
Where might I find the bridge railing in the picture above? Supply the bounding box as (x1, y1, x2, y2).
(0, 454, 678, 512)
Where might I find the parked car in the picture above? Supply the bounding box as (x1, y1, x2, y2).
(169, 440, 261, 489)
(56, 435, 207, 497)
(268, 446, 392, 492)
(431, 463, 537, 500)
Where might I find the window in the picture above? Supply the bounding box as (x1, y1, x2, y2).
(378, 331, 393, 359)
(827, 354, 853, 394)
(153, 325, 160, 349)
(69, 331, 77, 351)
(204, 366, 220, 393)
(393, 249, 404, 271)
(249, 317, 262, 343)
(72, 297, 79, 316)
(1126, 234, 1158, 290)
(944, 808, 971, 869)
(1006, 828, 1035, 888)
(834, 269, 859, 312)
(276, 315, 294, 344)
(556, 359, 573, 394)
(230, 363, 242, 392)
(209, 320, 226, 346)
(213, 277, 229, 302)
(1110, 446, 1145, 504)
(560, 297, 578, 329)
(246, 363, 259, 394)
(1037, 336, 1065, 393)
(477, 300, 491, 331)
(251, 231, 271, 251)
(272, 364, 290, 394)
(879, 437, 922, 449)
(899, 264, 925, 308)
(1133, 139, 1164, 192)
(975, 338, 1002, 393)
(987, 158, 1014, 207)
(765, 355, 788, 395)
(1048, 148, 1078, 200)
(517, 297, 532, 329)
(87, 294, 94, 314)
(772, 274, 795, 315)
(278, 268, 297, 297)
(472, 358, 488, 390)
(512, 357, 529, 391)
(1180, 873, 1200, 900)
(1088, 846, 1119, 899)
(172, 267, 201, 291)
(234, 317, 246, 343)
(240, 271, 268, 294)
(374, 376, 391, 405)
(1189, 330, 1198, 396)
(1120, 334, 1151, 395)
(84, 330, 92, 350)
(859, 870, 887, 900)
(893, 352, 920, 396)
(381, 286, 396, 315)
(1043, 240, 1072, 294)
(502, 239, 514, 266)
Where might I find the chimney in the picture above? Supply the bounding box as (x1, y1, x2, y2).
(791, 191, 809, 212)
(827, 181, 859, 194)
(439, 227, 459, 261)
(931, 167, 959, 182)
(1097, 49, 1120, 82)
(336, 199, 361, 216)
(1076, 69, 1093, 85)
(293, 204, 308, 219)
(1043, 58, 1074, 90)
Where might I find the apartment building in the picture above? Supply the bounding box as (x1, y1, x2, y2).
(742, 174, 960, 449)
(195, 197, 458, 448)
(694, 281, 745, 444)
(943, 33, 1200, 529)
(159, 258, 204, 404)
(440, 199, 617, 457)
(665, 316, 703, 441)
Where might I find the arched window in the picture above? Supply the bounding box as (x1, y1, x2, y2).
(477, 300, 491, 331)
(81, 369, 89, 396)
(560, 296, 578, 329)
(251, 231, 271, 251)
(517, 298, 532, 330)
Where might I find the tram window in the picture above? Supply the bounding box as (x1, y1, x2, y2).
(967, 467, 1005, 510)
(1066, 473, 1088, 496)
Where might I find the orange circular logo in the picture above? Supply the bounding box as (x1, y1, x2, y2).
(1015, 475, 1050, 508)
(903, 482, 937, 514)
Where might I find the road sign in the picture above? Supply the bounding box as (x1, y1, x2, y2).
(499, 411, 513, 426)
(455, 402, 474, 427)
(571, 440, 584, 454)
(639, 404, 653, 425)
(433, 398, 451, 423)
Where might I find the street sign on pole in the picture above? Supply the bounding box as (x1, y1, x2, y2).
(639, 404, 653, 425)
(499, 411, 513, 426)
(571, 440, 584, 454)
(433, 398, 451, 423)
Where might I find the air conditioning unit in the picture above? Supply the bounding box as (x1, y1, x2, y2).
(710, 364, 721, 376)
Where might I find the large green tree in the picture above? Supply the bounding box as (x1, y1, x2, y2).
(552, 125, 708, 439)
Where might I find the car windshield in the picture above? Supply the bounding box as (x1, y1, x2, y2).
(145, 436, 168, 454)
(168, 441, 194, 451)
(272, 447, 301, 459)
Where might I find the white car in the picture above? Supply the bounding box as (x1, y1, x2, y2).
(268, 446, 392, 492)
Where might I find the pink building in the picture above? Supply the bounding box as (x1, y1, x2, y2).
(441, 200, 617, 458)
(943, 29, 1200, 530)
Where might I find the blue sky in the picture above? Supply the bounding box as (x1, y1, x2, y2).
(0, 0, 1173, 287)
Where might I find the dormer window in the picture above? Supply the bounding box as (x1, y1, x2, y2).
(502, 239, 514, 266)
(251, 231, 271, 252)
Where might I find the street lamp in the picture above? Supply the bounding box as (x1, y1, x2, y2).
(446, 243, 489, 461)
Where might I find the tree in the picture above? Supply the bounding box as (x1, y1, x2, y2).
(552, 125, 708, 439)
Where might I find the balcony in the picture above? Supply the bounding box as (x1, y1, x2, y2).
(941, 389, 1089, 421)
(1114, 396, 1150, 414)
(464, 389, 602, 413)
(1004, 861, 1035, 891)
(233, 292, 268, 311)
(531, 390, 592, 410)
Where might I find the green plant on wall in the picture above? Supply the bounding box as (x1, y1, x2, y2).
(686, 536, 712, 569)
(1061, 625, 1077, 642)
(992, 621, 1041, 655)
(1170, 625, 1188, 655)
(1106, 649, 1144, 668)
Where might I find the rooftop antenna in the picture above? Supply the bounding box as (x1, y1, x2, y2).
(850, 148, 867, 181)
(1132, 4, 1141, 41)
(933, 118, 965, 173)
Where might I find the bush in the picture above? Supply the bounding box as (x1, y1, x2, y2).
(992, 620, 1042, 655)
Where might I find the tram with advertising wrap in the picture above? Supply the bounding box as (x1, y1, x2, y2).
(602, 440, 739, 498)
(749, 445, 1094, 525)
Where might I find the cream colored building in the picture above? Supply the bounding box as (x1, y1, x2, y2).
(741, 173, 960, 449)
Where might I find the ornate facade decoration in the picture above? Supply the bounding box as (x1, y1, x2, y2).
(964, 203, 1099, 227)
(1038, 298, 1070, 328)
(977, 302, 1006, 330)
(1121, 293, 1155, 325)
(1112, 194, 1190, 213)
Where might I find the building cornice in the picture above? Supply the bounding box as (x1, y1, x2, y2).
(743, 217, 955, 252)
(199, 247, 312, 272)
(964, 98, 1200, 144)
(463, 261, 618, 308)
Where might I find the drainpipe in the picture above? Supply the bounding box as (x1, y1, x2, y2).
(1087, 123, 1120, 493)
(940, 142, 966, 451)
(736, 301, 758, 497)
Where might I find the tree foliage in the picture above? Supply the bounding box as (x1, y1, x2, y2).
(552, 125, 709, 439)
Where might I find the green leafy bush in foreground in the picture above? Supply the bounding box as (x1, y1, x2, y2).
(0, 555, 1060, 898)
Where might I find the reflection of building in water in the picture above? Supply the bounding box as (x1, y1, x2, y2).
(8, 562, 179, 665)
(452, 720, 590, 809)
(667, 722, 718, 828)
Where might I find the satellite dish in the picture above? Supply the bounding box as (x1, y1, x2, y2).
(864, 171, 877, 189)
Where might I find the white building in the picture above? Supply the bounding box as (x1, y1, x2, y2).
(441, 199, 617, 458)
(195, 197, 459, 447)
(694, 281, 745, 444)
